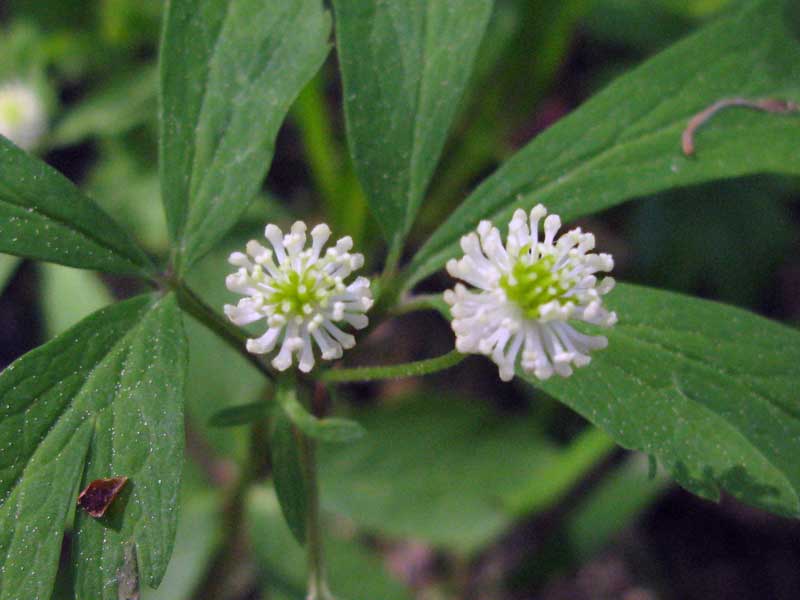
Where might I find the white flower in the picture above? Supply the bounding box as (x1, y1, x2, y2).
(224, 221, 373, 373)
(444, 204, 617, 382)
(0, 81, 46, 150)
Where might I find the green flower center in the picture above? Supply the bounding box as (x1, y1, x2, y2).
(499, 254, 570, 319)
(267, 266, 329, 318)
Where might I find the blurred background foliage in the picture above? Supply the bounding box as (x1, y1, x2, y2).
(1, 0, 799, 598)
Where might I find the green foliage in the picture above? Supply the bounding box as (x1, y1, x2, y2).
(0, 294, 187, 599)
(269, 397, 309, 545)
(209, 401, 270, 428)
(536, 284, 800, 517)
(404, 0, 800, 290)
(247, 485, 412, 600)
(275, 381, 365, 443)
(319, 395, 611, 552)
(0, 136, 155, 276)
(159, 0, 331, 273)
(141, 491, 222, 600)
(333, 0, 493, 252)
(0, 0, 799, 596)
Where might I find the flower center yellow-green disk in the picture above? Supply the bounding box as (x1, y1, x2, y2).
(267, 267, 329, 317)
(500, 254, 570, 318)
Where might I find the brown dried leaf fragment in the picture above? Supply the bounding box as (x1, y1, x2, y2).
(682, 97, 799, 156)
(77, 476, 129, 518)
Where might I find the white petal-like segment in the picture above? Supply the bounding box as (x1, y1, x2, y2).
(224, 221, 372, 372)
(444, 204, 616, 382)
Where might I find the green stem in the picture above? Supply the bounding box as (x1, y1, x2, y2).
(299, 432, 331, 600)
(391, 293, 450, 318)
(173, 281, 274, 381)
(320, 350, 464, 383)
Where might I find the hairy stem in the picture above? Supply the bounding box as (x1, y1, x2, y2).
(320, 349, 464, 383)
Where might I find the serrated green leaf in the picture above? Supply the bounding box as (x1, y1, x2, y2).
(0, 136, 155, 276)
(533, 283, 800, 518)
(141, 491, 222, 600)
(247, 485, 412, 600)
(159, 0, 331, 273)
(0, 293, 187, 600)
(269, 395, 308, 545)
(404, 0, 800, 290)
(332, 0, 493, 250)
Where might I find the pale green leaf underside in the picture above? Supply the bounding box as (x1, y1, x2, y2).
(333, 0, 493, 248)
(159, 0, 331, 273)
(405, 0, 800, 289)
(0, 294, 187, 600)
(0, 136, 154, 277)
(535, 283, 800, 517)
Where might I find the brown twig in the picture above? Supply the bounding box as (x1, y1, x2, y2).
(682, 97, 799, 156)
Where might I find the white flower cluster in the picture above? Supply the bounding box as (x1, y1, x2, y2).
(0, 81, 46, 150)
(224, 222, 373, 372)
(444, 205, 617, 382)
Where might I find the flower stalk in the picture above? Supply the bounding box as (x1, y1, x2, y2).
(299, 427, 333, 600)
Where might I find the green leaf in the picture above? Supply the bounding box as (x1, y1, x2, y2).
(159, 0, 331, 273)
(247, 485, 412, 600)
(564, 453, 670, 560)
(0, 293, 188, 600)
(321, 394, 569, 552)
(533, 283, 800, 518)
(332, 0, 494, 250)
(209, 401, 269, 428)
(269, 397, 308, 545)
(0, 136, 155, 276)
(503, 427, 616, 516)
(276, 382, 364, 443)
(141, 491, 222, 600)
(404, 0, 800, 290)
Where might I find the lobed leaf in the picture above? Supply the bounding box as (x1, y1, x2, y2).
(0, 293, 188, 600)
(533, 283, 800, 518)
(332, 0, 493, 251)
(404, 0, 800, 290)
(159, 0, 331, 273)
(0, 136, 155, 276)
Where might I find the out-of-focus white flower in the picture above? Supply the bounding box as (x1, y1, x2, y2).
(0, 81, 46, 150)
(444, 204, 617, 382)
(224, 221, 373, 373)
